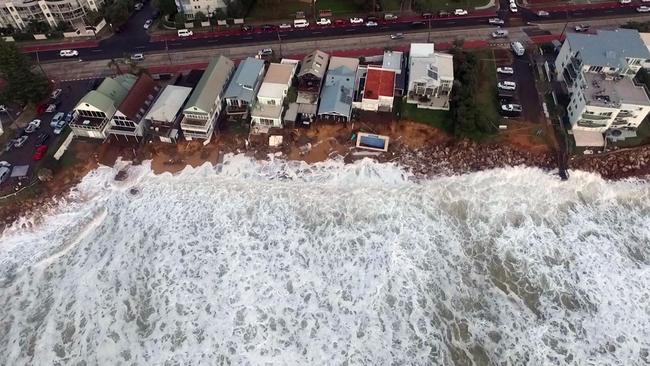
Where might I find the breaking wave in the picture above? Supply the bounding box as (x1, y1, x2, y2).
(1, 155, 649, 365)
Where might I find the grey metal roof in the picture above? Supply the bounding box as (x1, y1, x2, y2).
(317, 65, 356, 118)
(184, 55, 234, 115)
(567, 29, 650, 69)
(298, 50, 330, 79)
(223, 57, 265, 103)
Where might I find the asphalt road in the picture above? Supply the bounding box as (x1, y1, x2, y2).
(0, 79, 100, 176)
(29, 2, 650, 63)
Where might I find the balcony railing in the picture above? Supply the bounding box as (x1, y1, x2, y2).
(226, 104, 248, 114)
(577, 119, 608, 128)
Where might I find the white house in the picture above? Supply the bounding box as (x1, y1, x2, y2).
(407, 43, 454, 110)
(555, 28, 650, 146)
(0, 0, 102, 30)
(176, 0, 226, 20)
(250, 62, 296, 132)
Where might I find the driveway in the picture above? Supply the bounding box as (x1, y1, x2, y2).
(513, 53, 543, 123)
(0, 79, 101, 177)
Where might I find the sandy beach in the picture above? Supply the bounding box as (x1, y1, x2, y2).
(1, 120, 648, 229)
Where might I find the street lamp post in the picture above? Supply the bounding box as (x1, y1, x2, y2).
(165, 39, 172, 64)
(277, 30, 283, 58)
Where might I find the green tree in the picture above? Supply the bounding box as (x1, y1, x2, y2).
(0, 40, 49, 104)
(85, 10, 104, 26)
(154, 0, 178, 16)
(27, 20, 50, 34)
(105, 0, 130, 27)
(194, 11, 207, 22)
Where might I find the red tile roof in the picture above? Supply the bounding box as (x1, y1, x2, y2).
(117, 73, 160, 121)
(363, 68, 395, 100)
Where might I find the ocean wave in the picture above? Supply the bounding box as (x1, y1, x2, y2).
(0, 156, 648, 365)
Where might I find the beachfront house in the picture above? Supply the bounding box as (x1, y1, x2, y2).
(297, 50, 330, 118)
(317, 56, 358, 122)
(250, 62, 297, 133)
(359, 67, 396, 112)
(181, 55, 235, 142)
(145, 85, 193, 143)
(382, 50, 406, 96)
(107, 73, 161, 141)
(407, 43, 454, 110)
(70, 74, 137, 139)
(224, 57, 266, 117)
(555, 28, 650, 147)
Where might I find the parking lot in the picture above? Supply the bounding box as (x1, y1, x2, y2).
(0, 78, 101, 184)
(495, 48, 543, 123)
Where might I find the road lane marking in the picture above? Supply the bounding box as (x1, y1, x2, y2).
(91, 49, 103, 52)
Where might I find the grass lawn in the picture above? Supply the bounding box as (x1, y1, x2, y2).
(400, 100, 453, 132)
(472, 49, 501, 129)
(248, 0, 361, 20)
(415, 0, 492, 11)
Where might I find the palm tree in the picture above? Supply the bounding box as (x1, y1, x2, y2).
(107, 58, 123, 75)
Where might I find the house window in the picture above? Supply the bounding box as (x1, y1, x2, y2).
(259, 118, 274, 126)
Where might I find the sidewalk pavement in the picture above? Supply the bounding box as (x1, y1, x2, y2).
(20, 40, 100, 53)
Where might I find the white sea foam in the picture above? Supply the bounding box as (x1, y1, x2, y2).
(0, 156, 649, 365)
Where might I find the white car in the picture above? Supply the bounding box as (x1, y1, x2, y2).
(365, 21, 378, 27)
(130, 53, 144, 61)
(498, 81, 517, 90)
(574, 24, 590, 32)
(50, 88, 62, 99)
(492, 29, 509, 38)
(0, 163, 10, 184)
(510, 3, 518, 12)
(279, 23, 292, 29)
(497, 66, 514, 75)
(143, 19, 152, 29)
(536, 10, 550, 16)
(637, 6, 650, 12)
(134, 2, 143, 10)
(25, 119, 41, 133)
(14, 135, 28, 148)
(50, 112, 65, 127)
(316, 18, 331, 26)
(350, 17, 364, 24)
(257, 48, 273, 57)
(620, 0, 631, 4)
(489, 18, 505, 25)
(501, 104, 522, 112)
(53, 119, 68, 135)
(59, 49, 78, 57)
(454, 9, 468, 16)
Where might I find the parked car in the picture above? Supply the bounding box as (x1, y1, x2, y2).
(0, 104, 6, 113)
(334, 19, 346, 25)
(620, 0, 632, 4)
(50, 112, 65, 127)
(240, 24, 253, 31)
(501, 104, 523, 112)
(293, 19, 309, 28)
(34, 132, 49, 147)
(134, 2, 143, 10)
(350, 17, 364, 24)
(14, 135, 28, 148)
(0, 164, 11, 184)
(511, 41, 525, 56)
(509, 3, 518, 12)
(492, 29, 509, 38)
(177, 29, 193, 37)
(489, 18, 505, 25)
(365, 21, 378, 27)
(59, 49, 79, 57)
(574, 24, 590, 32)
(46, 100, 61, 113)
(536, 10, 550, 16)
(64, 111, 74, 123)
(54, 118, 69, 135)
(637, 6, 650, 12)
(257, 48, 273, 57)
(498, 81, 517, 90)
(130, 53, 144, 61)
(421, 12, 433, 19)
(316, 18, 331, 25)
(261, 24, 276, 31)
(438, 10, 450, 17)
(454, 9, 468, 16)
(390, 33, 404, 40)
(497, 66, 514, 74)
(25, 119, 41, 134)
(33, 145, 48, 161)
(366, 16, 378, 22)
(50, 88, 62, 100)
(279, 23, 292, 29)
(143, 19, 152, 29)
(384, 13, 398, 20)
(410, 21, 426, 28)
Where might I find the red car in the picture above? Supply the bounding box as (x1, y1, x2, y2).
(33, 145, 48, 161)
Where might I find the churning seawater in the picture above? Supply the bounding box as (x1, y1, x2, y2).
(0, 155, 649, 366)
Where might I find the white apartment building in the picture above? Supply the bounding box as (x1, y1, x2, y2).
(0, 0, 101, 30)
(250, 62, 296, 132)
(407, 43, 454, 110)
(555, 29, 650, 145)
(175, 0, 225, 20)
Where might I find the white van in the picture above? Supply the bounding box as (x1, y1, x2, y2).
(511, 41, 525, 56)
(177, 29, 193, 37)
(293, 19, 309, 28)
(491, 29, 508, 38)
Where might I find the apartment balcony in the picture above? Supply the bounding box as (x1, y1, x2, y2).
(226, 104, 249, 115)
(70, 116, 108, 131)
(180, 116, 211, 133)
(580, 113, 610, 121)
(576, 119, 608, 128)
